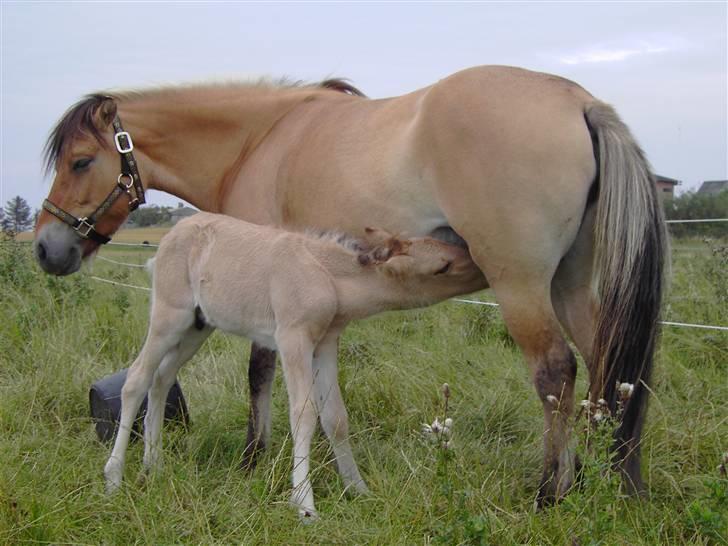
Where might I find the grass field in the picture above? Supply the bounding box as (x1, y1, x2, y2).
(1, 233, 726, 544)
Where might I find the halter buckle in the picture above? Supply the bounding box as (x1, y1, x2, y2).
(75, 217, 94, 238)
(118, 173, 134, 190)
(114, 131, 134, 154)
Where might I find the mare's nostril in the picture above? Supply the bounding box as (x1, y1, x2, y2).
(36, 241, 47, 261)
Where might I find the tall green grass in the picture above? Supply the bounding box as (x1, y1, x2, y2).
(1, 237, 725, 544)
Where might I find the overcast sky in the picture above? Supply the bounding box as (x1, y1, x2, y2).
(1, 1, 726, 211)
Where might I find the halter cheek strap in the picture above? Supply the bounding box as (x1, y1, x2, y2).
(43, 115, 146, 245)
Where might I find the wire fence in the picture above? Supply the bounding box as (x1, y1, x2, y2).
(88, 218, 727, 333)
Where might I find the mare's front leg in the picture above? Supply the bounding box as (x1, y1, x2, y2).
(313, 334, 367, 495)
(104, 308, 191, 493)
(275, 328, 319, 520)
(143, 326, 212, 472)
(242, 343, 277, 469)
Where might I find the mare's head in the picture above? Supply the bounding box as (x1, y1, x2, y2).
(358, 228, 484, 300)
(36, 95, 139, 275)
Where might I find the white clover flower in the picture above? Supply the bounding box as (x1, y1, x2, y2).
(618, 382, 634, 399)
(444, 417, 453, 429)
(546, 395, 559, 406)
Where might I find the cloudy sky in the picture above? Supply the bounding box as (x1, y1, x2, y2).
(1, 2, 726, 211)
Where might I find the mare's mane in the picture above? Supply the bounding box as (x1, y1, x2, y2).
(44, 78, 365, 174)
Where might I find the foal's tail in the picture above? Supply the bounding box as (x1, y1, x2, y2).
(584, 101, 668, 485)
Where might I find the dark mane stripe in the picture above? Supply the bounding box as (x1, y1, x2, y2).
(44, 78, 365, 173)
(319, 79, 366, 97)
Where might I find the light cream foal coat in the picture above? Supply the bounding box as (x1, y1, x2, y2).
(104, 212, 485, 519)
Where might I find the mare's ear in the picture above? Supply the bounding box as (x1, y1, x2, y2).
(94, 99, 118, 129)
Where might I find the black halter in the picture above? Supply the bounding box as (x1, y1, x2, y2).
(42, 116, 146, 245)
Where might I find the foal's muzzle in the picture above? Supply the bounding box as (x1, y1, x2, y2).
(35, 222, 84, 275)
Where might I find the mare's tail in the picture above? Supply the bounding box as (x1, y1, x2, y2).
(584, 101, 668, 491)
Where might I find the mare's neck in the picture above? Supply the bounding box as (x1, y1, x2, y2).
(117, 86, 317, 211)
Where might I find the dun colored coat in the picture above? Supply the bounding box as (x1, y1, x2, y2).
(38, 65, 667, 504)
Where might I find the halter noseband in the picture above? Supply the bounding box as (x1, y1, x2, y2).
(42, 115, 146, 245)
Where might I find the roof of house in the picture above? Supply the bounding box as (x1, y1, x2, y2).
(697, 180, 728, 194)
(654, 174, 680, 185)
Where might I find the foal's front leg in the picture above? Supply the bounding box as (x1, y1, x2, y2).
(143, 327, 212, 472)
(104, 299, 194, 493)
(276, 328, 319, 520)
(313, 334, 367, 495)
(104, 325, 185, 493)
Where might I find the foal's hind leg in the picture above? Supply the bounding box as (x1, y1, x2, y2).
(312, 333, 367, 495)
(276, 328, 319, 520)
(242, 343, 277, 470)
(143, 326, 212, 472)
(104, 305, 193, 493)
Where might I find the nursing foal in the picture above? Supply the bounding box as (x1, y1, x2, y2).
(104, 212, 485, 519)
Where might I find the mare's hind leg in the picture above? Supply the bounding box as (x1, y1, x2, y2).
(242, 343, 277, 470)
(312, 333, 367, 494)
(553, 208, 646, 494)
(490, 281, 579, 506)
(551, 205, 597, 366)
(143, 326, 213, 472)
(104, 303, 194, 493)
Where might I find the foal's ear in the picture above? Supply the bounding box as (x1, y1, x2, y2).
(357, 245, 392, 266)
(94, 99, 118, 129)
(380, 255, 415, 280)
(362, 227, 394, 246)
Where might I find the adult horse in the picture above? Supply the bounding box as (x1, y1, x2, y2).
(35, 66, 666, 504)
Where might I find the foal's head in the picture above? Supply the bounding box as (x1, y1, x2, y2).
(36, 96, 136, 275)
(358, 228, 484, 297)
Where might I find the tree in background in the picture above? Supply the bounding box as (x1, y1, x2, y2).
(2, 196, 33, 235)
(664, 190, 728, 238)
(127, 204, 173, 227)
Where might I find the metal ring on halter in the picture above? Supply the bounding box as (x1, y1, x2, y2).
(117, 173, 134, 189)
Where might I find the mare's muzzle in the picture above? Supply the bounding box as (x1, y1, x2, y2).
(35, 222, 84, 276)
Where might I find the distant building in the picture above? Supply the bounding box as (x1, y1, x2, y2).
(169, 206, 198, 224)
(654, 175, 680, 199)
(697, 180, 728, 195)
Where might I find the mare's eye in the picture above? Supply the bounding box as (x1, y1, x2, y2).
(72, 158, 93, 172)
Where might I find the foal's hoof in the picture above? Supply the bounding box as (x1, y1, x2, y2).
(105, 479, 121, 495)
(104, 462, 123, 495)
(346, 480, 370, 497)
(298, 509, 320, 524)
